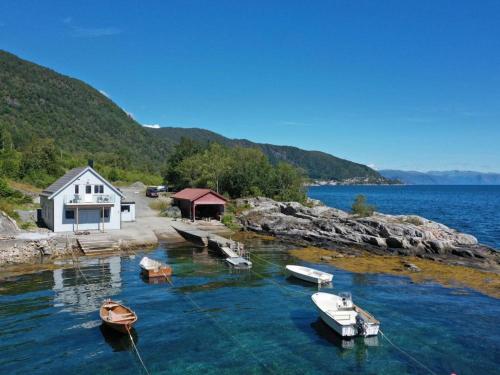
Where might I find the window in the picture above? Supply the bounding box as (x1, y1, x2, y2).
(86, 185, 91, 194)
(65, 210, 75, 220)
(101, 208, 110, 218)
(74, 185, 79, 194)
(94, 185, 104, 194)
(121, 205, 130, 213)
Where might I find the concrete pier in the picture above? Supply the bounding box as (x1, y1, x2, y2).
(173, 224, 252, 268)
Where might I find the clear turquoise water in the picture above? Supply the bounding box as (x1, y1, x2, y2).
(1, 240, 499, 374)
(308, 185, 500, 249)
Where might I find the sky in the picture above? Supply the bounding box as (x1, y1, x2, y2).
(1, 0, 499, 172)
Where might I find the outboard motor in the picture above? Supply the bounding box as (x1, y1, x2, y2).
(356, 315, 367, 336)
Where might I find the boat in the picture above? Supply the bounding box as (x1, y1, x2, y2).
(286, 265, 333, 284)
(225, 256, 252, 268)
(100, 300, 138, 334)
(139, 256, 172, 278)
(311, 292, 380, 337)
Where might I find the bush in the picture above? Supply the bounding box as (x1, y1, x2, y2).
(351, 194, 375, 217)
(149, 198, 171, 212)
(221, 213, 240, 231)
(403, 216, 424, 226)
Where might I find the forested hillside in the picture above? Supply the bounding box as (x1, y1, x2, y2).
(0, 50, 383, 187)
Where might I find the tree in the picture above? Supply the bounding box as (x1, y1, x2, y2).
(351, 194, 375, 217)
(270, 162, 307, 203)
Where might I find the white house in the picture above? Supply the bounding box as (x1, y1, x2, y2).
(40, 165, 135, 232)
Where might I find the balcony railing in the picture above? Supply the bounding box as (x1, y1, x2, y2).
(64, 194, 115, 204)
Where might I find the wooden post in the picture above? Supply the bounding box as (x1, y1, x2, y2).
(192, 203, 195, 222)
(102, 207, 105, 232)
(76, 206, 79, 232)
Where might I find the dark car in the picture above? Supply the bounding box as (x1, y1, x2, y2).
(146, 187, 159, 198)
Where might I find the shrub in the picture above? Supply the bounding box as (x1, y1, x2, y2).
(221, 213, 240, 231)
(351, 194, 375, 217)
(149, 198, 171, 212)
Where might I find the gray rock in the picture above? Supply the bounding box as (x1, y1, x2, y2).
(404, 262, 421, 272)
(236, 197, 500, 269)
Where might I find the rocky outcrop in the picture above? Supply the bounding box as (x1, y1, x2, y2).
(236, 197, 499, 271)
(0, 210, 19, 236)
(0, 237, 75, 265)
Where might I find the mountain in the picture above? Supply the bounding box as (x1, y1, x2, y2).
(379, 170, 500, 185)
(0, 49, 382, 181)
(148, 127, 381, 180)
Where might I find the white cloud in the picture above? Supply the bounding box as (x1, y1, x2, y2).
(71, 26, 122, 38)
(99, 90, 110, 98)
(142, 124, 161, 129)
(62, 18, 121, 38)
(367, 163, 378, 170)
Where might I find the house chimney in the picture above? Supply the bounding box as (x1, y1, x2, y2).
(88, 159, 94, 168)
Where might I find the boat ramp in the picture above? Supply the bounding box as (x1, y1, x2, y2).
(173, 225, 252, 268)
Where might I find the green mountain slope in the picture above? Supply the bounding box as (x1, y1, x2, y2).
(0, 50, 382, 181)
(148, 127, 380, 180)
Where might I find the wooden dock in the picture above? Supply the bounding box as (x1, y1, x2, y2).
(173, 225, 252, 268)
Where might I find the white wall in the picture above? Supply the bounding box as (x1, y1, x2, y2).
(120, 203, 135, 222)
(50, 169, 122, 232)
(40, 195, 54, 230)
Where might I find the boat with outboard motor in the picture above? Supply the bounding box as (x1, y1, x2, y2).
(311, 292, 380, 337)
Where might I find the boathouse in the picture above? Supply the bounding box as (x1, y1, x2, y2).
(172, 188, 227, 220)
(40, 164, 135, 232)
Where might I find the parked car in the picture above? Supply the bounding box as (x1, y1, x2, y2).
(146, 187, 159, 198)
(156, 185, 168, 193)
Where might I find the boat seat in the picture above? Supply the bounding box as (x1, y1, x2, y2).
(108, 311, 135, 321)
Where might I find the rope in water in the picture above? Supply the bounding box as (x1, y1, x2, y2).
(250, 251, 439, 375)
(70, 247, 91, 284)
(126, 325, 151, 375)
(163, 273, 277, 374)
(379, 330, 438, 375)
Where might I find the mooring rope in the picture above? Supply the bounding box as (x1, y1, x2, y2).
(249, 252, 438, 374)
(126, 325, 151, 375)
(164, 274, 277, 374)
(379, 330, 438, 375)
(70, 247, 91, 284)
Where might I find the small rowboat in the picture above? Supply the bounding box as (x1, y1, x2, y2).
(100, 300, 137, 334)
(312, 292, 380, 337)
(139, 256, 172, 278)
(286, 265, 333, 284)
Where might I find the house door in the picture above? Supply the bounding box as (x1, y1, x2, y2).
(78, 209, 100, 230)
(84, 184, 93, 203)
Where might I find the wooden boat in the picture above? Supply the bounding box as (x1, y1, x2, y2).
(100, 300, 137, 334)
(139, 256, 172, 278)
(311, 292, 380, 337)
(286, 265, 333, 284)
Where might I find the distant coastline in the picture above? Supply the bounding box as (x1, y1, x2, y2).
(306, 177, 402, 186)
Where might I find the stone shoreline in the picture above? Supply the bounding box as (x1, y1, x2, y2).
(235, 197, 500, 274)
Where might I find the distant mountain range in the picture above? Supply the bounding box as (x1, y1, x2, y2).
(379, 170, 500, 185)
(0, 50, 383, 181)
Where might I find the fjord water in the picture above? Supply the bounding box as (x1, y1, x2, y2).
(309, 185, 500, 249)
(1, 241, 499, 375)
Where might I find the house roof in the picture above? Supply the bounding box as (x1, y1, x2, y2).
(42, 167, 87, 195)
(41, 166, 125, 199)
(172, 188, 227, 202)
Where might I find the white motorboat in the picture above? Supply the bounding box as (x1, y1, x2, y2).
(311, 292, 380, 337)
(286, 265, 333, 284)
(139, 256, 172, 278)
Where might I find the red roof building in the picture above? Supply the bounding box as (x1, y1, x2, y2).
(172, 188, 227, 220)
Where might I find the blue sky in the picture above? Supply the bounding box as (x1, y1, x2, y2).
(1, 1, 499, 172)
